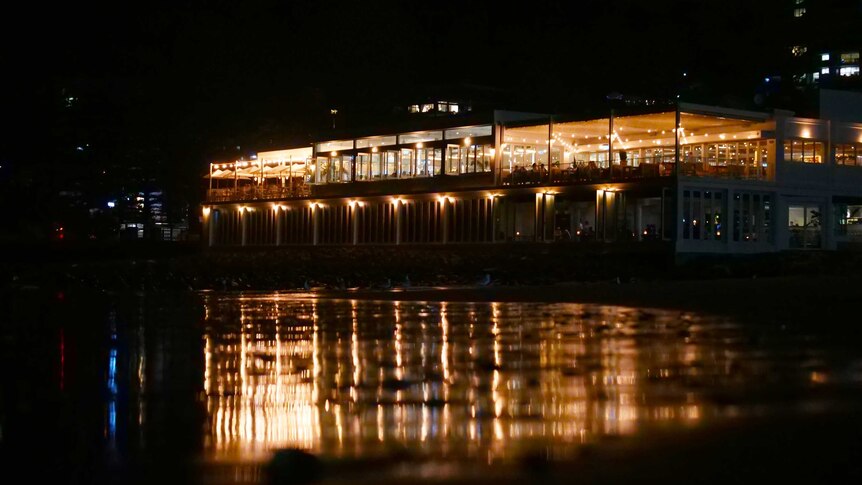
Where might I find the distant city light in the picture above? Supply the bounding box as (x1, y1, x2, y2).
(107, 201, 116, 208)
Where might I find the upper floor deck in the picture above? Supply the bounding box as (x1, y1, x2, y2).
(206, 105, 862, 203)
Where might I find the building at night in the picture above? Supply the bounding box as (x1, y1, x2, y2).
(201, 103, 862, 253)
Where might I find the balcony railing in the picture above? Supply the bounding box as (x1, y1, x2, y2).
(678, 161, 769, 180)
(501, 159, 771, 186)
(207, 183, 310, 202)
(503, 162, 675, 186)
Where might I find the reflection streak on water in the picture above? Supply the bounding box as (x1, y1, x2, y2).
(202, 296, 724, 462)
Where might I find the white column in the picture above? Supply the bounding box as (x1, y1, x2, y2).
(395, 200, 403, 245)
(351, 204, 360, 245)
(240, 208, 248, 247)
(441, 198, 450, 244)
(311, 204, 320, 245)
(275, 206, 283, 246)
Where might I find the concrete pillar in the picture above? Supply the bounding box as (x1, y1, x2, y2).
(240, 208, 248, 247)
(441, 198, 450, 244)
(275, 206, 283, 246)
(535, 193, 544, 242)
(395, 200, 403, 245)
(311, 204, 320, 245)
(544, 193, 555, 241)
(595, 190, 606, 242)
(488, 196, 497, 242)
(351, 204, 360, 245)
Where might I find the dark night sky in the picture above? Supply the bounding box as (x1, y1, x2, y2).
(3, 0, 789, 149)
(0, 0, 830, 236)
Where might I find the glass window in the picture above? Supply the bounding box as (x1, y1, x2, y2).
(683, 190, 691, 239)
(788, 204, 821, 248)
(784, 139, 823, 163)
(803, 141, 822, 163)
(446, 145, 460, 175)
(454, 144, 493, 174)
(384, 151, 399, 178)
(445, 125, 492, 140)
(356, 135, 397, 149)
(692, 191, 701, 240)
(835, 204, 862, 239)
(839, 66, 860, 77)
(399, 130, 443, 145)
(400, 149, 414, 178)
(370, 152, 383, 179)
(840, 52, 859, 64)
(314, 157, 329, 184)
(430, 147, 443, 176)
(416, 147, 442, 176)
(356, 153, 371, 181)
(338, 155, 352, 182)
(836, 144, 862, 166)
(315, 139, 353, 152)
(415, 148, 431, 177)
(713, 192, 723, 240)
(732, 192, 770, 242)
(408, 104, 420, 113)
(821, 53, 830, 61)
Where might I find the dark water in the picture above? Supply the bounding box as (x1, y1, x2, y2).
(2, 291, 862, 484)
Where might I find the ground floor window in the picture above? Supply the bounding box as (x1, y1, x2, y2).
(788, 204, 821, 248)
(732, 192, 772, 243)
(834, 204, 862, 240)
(682, 189, 724, 241)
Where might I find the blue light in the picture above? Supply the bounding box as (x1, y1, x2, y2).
(108, 348, 117, 395)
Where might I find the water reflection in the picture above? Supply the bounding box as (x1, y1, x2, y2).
(201, 296, 759, 463)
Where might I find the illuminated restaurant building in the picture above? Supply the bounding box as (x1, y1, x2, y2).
(202, 104, 862, 253)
